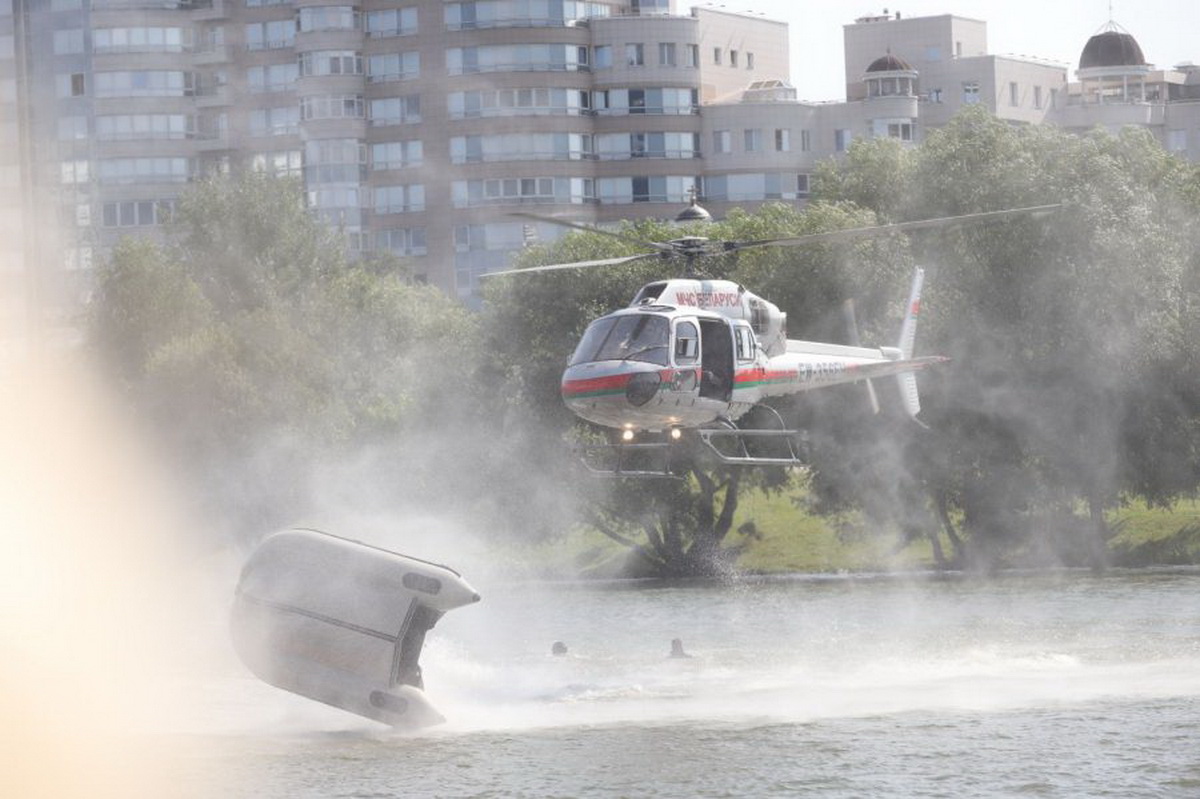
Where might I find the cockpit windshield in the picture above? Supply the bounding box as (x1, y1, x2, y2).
(569, 313, 670, 367)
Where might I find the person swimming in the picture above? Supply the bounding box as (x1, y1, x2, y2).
(668, 638, 693, 658)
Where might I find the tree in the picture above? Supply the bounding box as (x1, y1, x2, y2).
(89, 173, 481, 540)
(813, 107, 1200, 569)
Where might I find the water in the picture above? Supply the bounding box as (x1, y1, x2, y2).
(180, 569, 1200, 798)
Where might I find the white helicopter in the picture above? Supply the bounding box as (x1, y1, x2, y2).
(488, 202, 1058, 475)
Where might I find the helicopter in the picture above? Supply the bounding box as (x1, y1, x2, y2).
(487, 201, 1059, 476)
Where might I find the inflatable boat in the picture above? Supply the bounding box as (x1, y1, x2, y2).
(231, 528, 480, 728)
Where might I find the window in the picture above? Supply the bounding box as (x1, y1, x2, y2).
(58, 116, 88, 140)
(963, 81, 980, 105)
(703, 173, 805, 202)
(366, 7, 417, 37)
(371, 140, 423, 170)
(626, 43, 643, 66)
(593, 87, 697, 115)
(743, 128, 761, 152)
(304, 139, 366, 184)
(713, 47, 721, 65)
(594, 45, 611, 69)
(729, 50, 738, 68)
(301, 51, 364, 77)
(300, 95, 365, 121)
(102, 199, 175, 228)
(376, 227, 426, 256)
(1033, 86, 1043, 109)
(929, 88, 943, 103)
(597, 175, 694, 204)
(1050, 88, 1059, 109)
(449, 87, 589, 117)
(596, 131, 696, 160)
(746, 52, 754, 70)
(367, 52, 418, 82)
(800, 129, 811, 152)
(94, 71, 194, 98)
(246, 63, 298, 92)
(774, 128, 789, 152)
(444, 1, 612, 29)
(835, 129, 851, 152)
(60, 159, 89, 184)
(245, 20, 295, 50)
(686, 45, 698, 68)
(887, 122, 913, 141)
(93, 27, 188, 53)
(447, 44, 589, 74)
(1009, 82, 1019, 107)
(298, 7, 359, 33)
(248, 106, 299, 136)
(452, 176, 594, 207)
(96, 114, 191, 140)
(713, 130, 731, 154)
(735, 326, 755, 362)
(97, 157, 191, 184)
(53, 29, 84, 54)
(1168, 129, 1188, 153)
(374, 184, 425, 214)
(369, 95, 420, 125)
(57, 73, 86, 97)
(251, 150, 302, 177)
(674, 320, 699, 364)
(658, 42, 675, 67)
(453, 132, 591, 163)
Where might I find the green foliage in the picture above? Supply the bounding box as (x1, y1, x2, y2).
(88, 173, 478, 539)
(812, 105, 1200, 569)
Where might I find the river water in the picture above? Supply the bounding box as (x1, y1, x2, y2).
(180, 569, 1200, 798)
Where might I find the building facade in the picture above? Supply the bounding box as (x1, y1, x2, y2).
(2, 3, 1198, 333)
(1, 0, 788, 320)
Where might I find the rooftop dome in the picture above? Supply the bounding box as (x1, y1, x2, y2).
(866, 53, 915, 73)
(674, 197, 712, 224)
(1079, 24, 1148, 70)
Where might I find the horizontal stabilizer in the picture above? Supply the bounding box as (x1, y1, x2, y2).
(843, 355, 948, 383)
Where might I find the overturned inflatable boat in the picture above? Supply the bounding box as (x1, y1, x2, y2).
(231, 528, 480, 728)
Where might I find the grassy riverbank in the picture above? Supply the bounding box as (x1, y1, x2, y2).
(527, 487, 1200, 577)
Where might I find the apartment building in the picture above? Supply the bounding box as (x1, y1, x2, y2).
(3, 3, 1198, 328)
(1, 0, 785, 317)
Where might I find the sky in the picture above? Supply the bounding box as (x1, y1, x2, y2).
(683, 1, 1200, 102)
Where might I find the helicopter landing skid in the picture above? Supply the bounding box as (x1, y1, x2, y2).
(695, 427, 809, 466)
(696, 407, 809, 466)
(576, 440, 683, 479)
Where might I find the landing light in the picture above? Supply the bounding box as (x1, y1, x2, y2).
(669, 427, 683, 441)
(621, 429, 636, 442)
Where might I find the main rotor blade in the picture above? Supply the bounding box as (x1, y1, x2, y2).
(480, 252, 664, 278)
(510, 211, 673, 252)
(727, 204, 1062, 252)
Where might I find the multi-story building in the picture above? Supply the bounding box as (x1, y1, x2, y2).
(1, 0, 786, 320)
(2, 3, 1198, 332)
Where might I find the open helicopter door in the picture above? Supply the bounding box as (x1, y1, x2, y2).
(698, 318, 734, 401)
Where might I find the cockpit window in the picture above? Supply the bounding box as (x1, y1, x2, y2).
(674, 320, 699, 365)
(569, 314, 670, 366)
